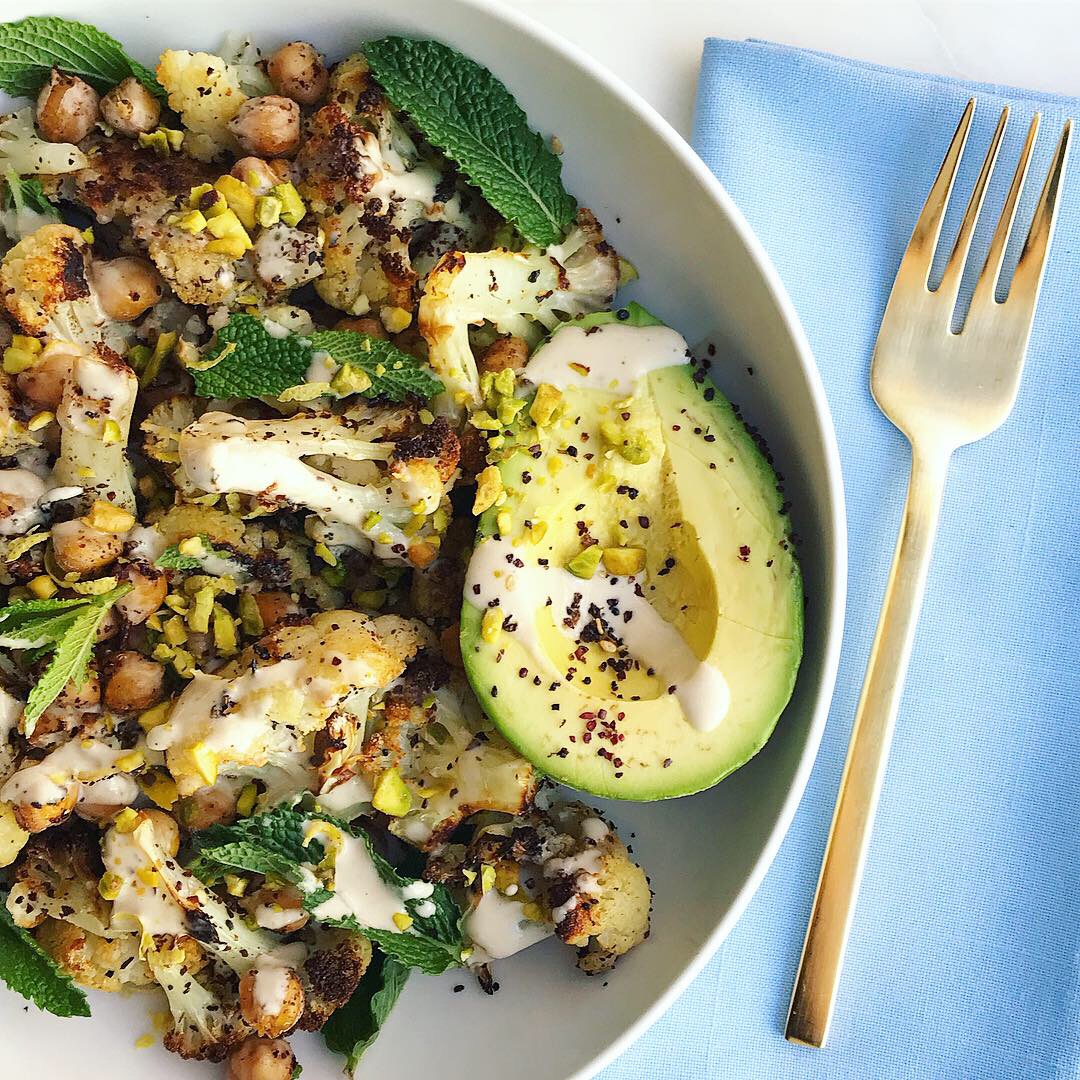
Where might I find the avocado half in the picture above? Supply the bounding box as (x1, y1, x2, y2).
(460, 307, 803, 800)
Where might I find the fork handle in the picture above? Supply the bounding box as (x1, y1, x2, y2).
(786, 442, 951, 1048)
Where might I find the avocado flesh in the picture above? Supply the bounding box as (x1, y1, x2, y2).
(460, 314, 803, 800)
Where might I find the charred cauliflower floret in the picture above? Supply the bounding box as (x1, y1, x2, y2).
(177, 407, 459, 565)
(6, 824, 111, 935)
(35, 918, 154, 991)
(53, 343, 138, 511)
(418, 209, 618, 405)
(449, 801, 650, 973)
(298, 927, 373, 1031)
(149, 943, 253, 1062)
(0, 224, 132, 351)
(141, 394, 200, 467)
(146, 610, 424, 796)
(72, 136, 214, 228)
(142, 217, 244, 307)
(349, 656, 535, 850)
(0, 107, 87, 176)
(156, 50, 247, 162)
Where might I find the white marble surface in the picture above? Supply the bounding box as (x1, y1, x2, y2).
(499, 0, 1080, 139)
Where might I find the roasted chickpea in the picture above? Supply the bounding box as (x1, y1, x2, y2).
(95, 608, 120, 643)
(241, 883, 309, 933)
(104, 651, 164, 713)
(230, 156, 289, 194)
(333, 316, 387, 339)
(115, 564, 168, 625)
(478, 335, 529, 375)
(226, 1037, 296, 1080)
(142, 808, 180, 857)
(50, 519, 123, 574)
(228, 96, 301, 158)
(175, 784, 237, 830)
(53, 669, 101, 714)
(239, 963, 305, 1037)
(16, 343, 79, 409)
(253, 591, 299, 630)
(12, 781, 79, 833)
(99, 77, 161, 137)
(90, 257, 164, 322)
(267, 41, 329, 106)
(36, 69, 99, 143)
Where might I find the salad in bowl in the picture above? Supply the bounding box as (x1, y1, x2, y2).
(0, 15, 802, 1078)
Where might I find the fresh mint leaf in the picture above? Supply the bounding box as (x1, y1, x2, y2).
(191, 314, 443, 403)
(0, 16, 164, 99)
(2, 171, 58, 219)
(12, 586, 130, 735)
(364, 37, 577, 246)
(0, 895, 91, 1017)
(190, 314, 311, 399)
(322, 954, 409, 1071)
(186, 807, 464, 974)
(309, 331, 443, 403)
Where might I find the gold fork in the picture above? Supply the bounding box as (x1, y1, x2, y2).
(785, 99, 1072, 1048)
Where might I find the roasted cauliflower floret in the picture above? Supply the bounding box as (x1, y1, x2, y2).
(142, 217, 244, 307)
(141, 394, 199, 466)
(355, 657, 536, 850)
(0, 107, 87, 176)
(146, 611, 425, 795)
(539, 802, 651, 972)
(6, 824, 111, 935)
(0, 371, 37, 457)
(418, 209, 618, 404)
(72, 136, 214, 228)
(53, 343, 138, 511)
(156, 50, 247, 162)
(177, 408, 459, 565)
(35, 918, 154, 991)
(149, 943, 253, 1062)
(298, 927, 373, 1031)
(0, 224, 132, 351)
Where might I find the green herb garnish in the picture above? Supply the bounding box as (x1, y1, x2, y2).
(322, 953, 409, 1071)
(0, 586, 130, 735)
(0, 16, 164, 98)
(364, 37, 577, 246)
(2, 170, 58, 220)
(189, 314, 443, 403)
(0, 896, 91, 1017)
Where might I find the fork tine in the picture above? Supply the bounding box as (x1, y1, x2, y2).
(936, 106, 1009, 306)
(1006, 118, 1072, 306)
(971, 114, 1041, 308)
(897, 98, 976, 286)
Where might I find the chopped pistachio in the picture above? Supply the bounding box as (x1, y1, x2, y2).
(238, 592, 264, 637)
(480, 864, 497, 894)
(83, 500, 135, 534)
(162, 616, 188, 646)
(138, 702, 172, 731)
(101, 419, 123, 445)
(187, 586, 215, 633)
(115, 750, 145, 773)
(235, 782, 258, 818)
(271, 182, 306, 226)
(224, 873, 249, 897)
(529, 383, 563, 426)
(212, 604, 237, 655)
(481, 606, 502, 644)
(177, 209, 207, 234)
(372, 767, 412, 817)
(2, 346, 39, 374)
(27, 575, 56, 599)
(392, 911, 414, 931)
(214, 174, 257, 230)
(497, 395, 526, 426)
(496, 510, 512, 536)
(353, 588, 387, 610)
(473, 465, 503, 515)
(138, 770, 178, 809)
(26, 410, 54, 432)
(98, 872, 123, 900)
(381, 306, 412, 334)
(566, 544, 602, 579)
(255, 194, 282, 227)
(603, 546, 646, 575)
(114, 807, 140, 833)
(313, 541, 337, 566)
(330, 363, 373, 397)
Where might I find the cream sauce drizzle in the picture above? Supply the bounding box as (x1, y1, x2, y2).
(251, 943, 308, 1015)
(310, 829, 405, 933)
(103, 825, 188, 938)
(465, 537, 729, 733)
(463, 889, 552, 960)
(1, 738, 127, 806)
(522, 322, 689, 395)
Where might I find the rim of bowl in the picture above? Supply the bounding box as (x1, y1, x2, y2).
(442, 2, 848, 1075)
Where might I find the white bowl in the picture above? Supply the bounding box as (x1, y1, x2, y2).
(0, 2, 847, 1076)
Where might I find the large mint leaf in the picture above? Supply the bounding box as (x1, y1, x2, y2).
(0, 896, 91, 1017)
(192, 314, 443, 402)
(19, 586, 130, 735)
(0, 17, 164, 98)
(2, 172, 58, 219)
(364, 37, 577, 246)
(189, 314, 311, 399)
(322, 954, 409, 1072)
(309, 331, 443, 403)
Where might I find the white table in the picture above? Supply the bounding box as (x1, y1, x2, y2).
(501, 0, 1080, 140)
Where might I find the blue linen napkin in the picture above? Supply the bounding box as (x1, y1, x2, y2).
(601, 40, 1080, 1080)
